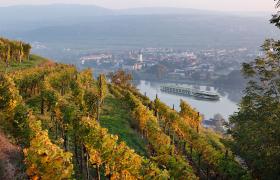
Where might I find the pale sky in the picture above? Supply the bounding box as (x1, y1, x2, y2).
(0, 0, 277, 12)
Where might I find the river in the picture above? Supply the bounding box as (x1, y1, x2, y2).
(136, 80, 241, 120)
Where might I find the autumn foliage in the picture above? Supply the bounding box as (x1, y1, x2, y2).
(0, 38, 251, 179)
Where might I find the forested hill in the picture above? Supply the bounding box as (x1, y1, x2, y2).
(0, 38, 250, 179)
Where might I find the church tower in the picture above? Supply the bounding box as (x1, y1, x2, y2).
(138, 52, 143, 62)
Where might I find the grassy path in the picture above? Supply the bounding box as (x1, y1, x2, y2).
(0, 54, 49, 73)
(100, 96, 147, 156)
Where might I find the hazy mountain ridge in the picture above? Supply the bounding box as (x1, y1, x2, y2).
(6, 14, 278, 49)
(0, 4, 271, 18)
(0, 4, 273, 30)
(0, 4, 278, 58)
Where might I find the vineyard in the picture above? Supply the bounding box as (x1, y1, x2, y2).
(0, 39, 251, 179)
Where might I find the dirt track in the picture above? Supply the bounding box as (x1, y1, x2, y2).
(0, 132, 25, 180)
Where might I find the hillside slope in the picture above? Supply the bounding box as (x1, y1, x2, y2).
(0, 49, 250, 179)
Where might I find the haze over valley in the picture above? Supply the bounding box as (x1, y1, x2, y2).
(0, 4, 277, 120)
(0, 1, 280, 179)
(0, 4, 278, 63)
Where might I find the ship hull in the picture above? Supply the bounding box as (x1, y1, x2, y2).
(160, 85, 220, 101)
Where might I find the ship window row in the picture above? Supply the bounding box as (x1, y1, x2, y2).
(162, 87, 191, 94)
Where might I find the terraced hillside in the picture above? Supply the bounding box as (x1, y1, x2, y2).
(0, 38, 250, 179)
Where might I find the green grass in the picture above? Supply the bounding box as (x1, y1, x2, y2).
(0, 54, 48, 72)
(100, 95, 148, 156)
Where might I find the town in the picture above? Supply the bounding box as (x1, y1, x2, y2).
(80, 47, 258, 84)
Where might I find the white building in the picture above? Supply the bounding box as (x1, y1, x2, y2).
(139, 53, 143, 62)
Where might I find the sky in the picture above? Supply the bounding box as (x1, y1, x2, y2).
(0, 0, 277, 12)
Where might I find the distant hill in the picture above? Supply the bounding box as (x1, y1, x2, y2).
(0, 4, 273, 32)
(0, 4, 113, 32)
(117, 7, 271, 17)
(0, 4, 271, 18)
(0, 4, 278, 61)
(116, 7, 216, 15)
(0, 4, 112, 21)
(6, 14, 278, 49)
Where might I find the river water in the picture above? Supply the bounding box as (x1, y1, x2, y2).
(136, 80, 240, 120)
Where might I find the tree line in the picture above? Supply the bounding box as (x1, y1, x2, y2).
(0, 37, 31, 66)
(229, 1, 280, 179)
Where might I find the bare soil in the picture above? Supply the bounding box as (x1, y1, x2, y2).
(0, 132, 25, 180)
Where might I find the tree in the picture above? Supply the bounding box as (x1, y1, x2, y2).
(18, 41, 24, 63)
(230, 39, 280, 179)
(84, 88, 98, 118)
(0, 73, 25, 139)
(179, 100, 201, 131)
(96, 74, 107, 121)
(229, 2, 280, 178)
(39, 80, 58, 115)
(59, 99, 78, 151)
(0, 42, 11, 66)
(24, 115, 73, 180)
(147, 64, 168, 79)
(132, 102, 150, 136)
(213, 114, 226, 133)
(0, 38, 32, 66)
(79, 117, 146, 179)
(13, 104, 30, 145)
(78, 68, 94, 89)
(109, 70, 133, 87)
(97, 74, 107, 105)
(9, 41, 19, 62)
(22, 43, 31, 61)
(270, 0, 280, 27)
(0, 73, 21, 114)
